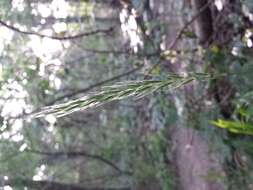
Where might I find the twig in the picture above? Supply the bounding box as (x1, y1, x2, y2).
(168, 0, 212, 49)
(147, 0, 213, 74)
(74, 40, 161, 58)
(0, 19, 114, 40)
(26, 149, 132, 175)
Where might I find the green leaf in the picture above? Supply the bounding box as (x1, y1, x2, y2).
(211, 119, 253, 135)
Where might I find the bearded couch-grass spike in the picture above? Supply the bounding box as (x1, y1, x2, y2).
(31, 73, 210, 118)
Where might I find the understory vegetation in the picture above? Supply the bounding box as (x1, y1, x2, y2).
(0, 0, 253, 189)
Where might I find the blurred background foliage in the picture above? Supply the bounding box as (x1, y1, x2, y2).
(0, 0, 253, 190)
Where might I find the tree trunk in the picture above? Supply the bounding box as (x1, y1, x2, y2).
(160, 0, 226, 189)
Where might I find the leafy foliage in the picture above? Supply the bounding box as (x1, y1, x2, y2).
(211, 119, 253, 135)
(1, 0, 253, 189)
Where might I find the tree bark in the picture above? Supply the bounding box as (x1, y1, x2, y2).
(190, 0, 213, 44)
(160, 0, 226, 189)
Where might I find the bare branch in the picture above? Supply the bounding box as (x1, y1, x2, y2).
(26, 149, 133, 175)
(0, 19, 114, 40)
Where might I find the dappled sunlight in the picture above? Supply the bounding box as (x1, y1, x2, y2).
(3, 186, 12, 190)
(120, 8, 143, 52)
(0, 27, 14, 54)
(51, 0, 69, 18)
(242, 4, 253, 21)
(0, 119, 24, 142)
(27, 35, 63, 60)
(1, 81, 28, 117)
(214, 0, 223, 11)
(231, 46, 240, 56)
(26, 35, 64, 89)
(33, 165, 47, 181)
(37, 3, 51, 18)
(45, 114, 57, 125)
(1, 0, 253, 189)
(11, 0, 24, 12)
(19, 143, 28, 152)
(36, 0, 69, 19)
(245, 29, 253, 48)
(49, 75, 62, 90)
(52, 22, 67, 33)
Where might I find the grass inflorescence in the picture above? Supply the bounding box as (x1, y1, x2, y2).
(32, 73, 210, 118)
